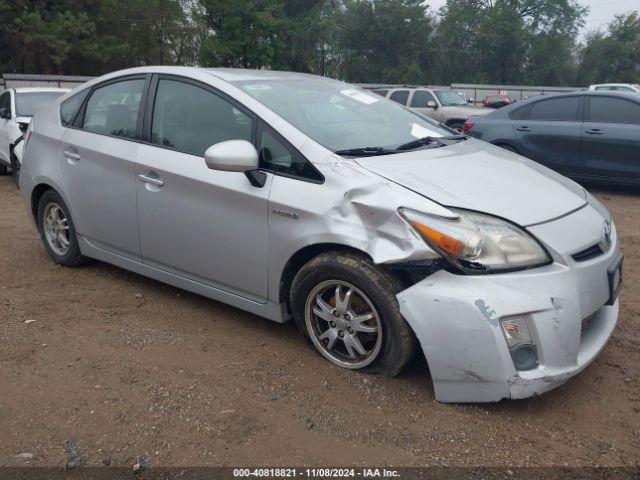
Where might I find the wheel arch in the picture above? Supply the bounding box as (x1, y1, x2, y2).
(31, 183, 55, 221)
(278, 243, 373, 314)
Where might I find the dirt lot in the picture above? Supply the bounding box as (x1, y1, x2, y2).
(0, 175, 638, 468)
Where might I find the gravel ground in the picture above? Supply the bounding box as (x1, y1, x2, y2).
(0, 175, 638, 468)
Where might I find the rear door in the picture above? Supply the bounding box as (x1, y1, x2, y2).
(59, 75, 148, 259)
(513, 95, 583, 174)
(134, 76, 271, 301)
(579, 95, 640, 182)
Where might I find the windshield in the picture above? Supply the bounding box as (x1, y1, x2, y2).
(15, 91, 65, 116)
(434, 90, 468, 106)
(237, 78, 451, 151)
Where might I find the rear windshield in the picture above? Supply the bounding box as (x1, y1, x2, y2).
(15, 91, 65, 116)
(237, 78, 451, 151)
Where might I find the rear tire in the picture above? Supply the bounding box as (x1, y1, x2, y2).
(290, 251, 416, 377)
(0, 162, 7, 175)
(448, 122, 464, 133)
(37, 190, 86, 267)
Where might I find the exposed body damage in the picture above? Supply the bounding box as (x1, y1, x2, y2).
(397, 201, 621, 403)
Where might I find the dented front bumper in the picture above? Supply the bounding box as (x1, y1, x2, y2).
(397, 204, 621, 403)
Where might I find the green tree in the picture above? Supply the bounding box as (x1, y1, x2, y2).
(198, 0, 286, 68)
(338, 0, 434, 83)
(578, 12, 640, 85)
(432, 0, 586, 85)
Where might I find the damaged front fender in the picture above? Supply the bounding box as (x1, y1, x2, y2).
(268, 157, 451, 304)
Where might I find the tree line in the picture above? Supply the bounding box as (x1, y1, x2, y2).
(0, 0, 638, 87)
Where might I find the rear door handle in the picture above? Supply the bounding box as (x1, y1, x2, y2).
(63, 150, 80, 160)
(515, 126, 531, 132)
(585, 129, 604, 135)
(138, 173, 164, 187)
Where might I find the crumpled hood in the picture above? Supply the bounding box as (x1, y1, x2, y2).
(355, 139, 587, 226)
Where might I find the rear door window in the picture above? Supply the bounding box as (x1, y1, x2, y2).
(587, 96, 640, 125)
(389, 90, 410, 106)
(82, 79, 145, 139)
(529, 96, 580, 121)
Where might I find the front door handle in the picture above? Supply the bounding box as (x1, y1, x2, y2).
(63, 150, 80, 160)
(138, 173, 164, 187)
(515, 126, 531, 132)
(585, 129, 604, 135)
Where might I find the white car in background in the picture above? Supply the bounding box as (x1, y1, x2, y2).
(0, 87, 68, 185)
(588, 83, 640, 93)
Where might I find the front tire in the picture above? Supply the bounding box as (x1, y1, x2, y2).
(37, 190, 85, 267)
(290, 251, 416, 377)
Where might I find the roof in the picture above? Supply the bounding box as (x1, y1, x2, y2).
(590, 83, 638, 87)
(203, 68, 322, 83)
(14, 87, 70, 93)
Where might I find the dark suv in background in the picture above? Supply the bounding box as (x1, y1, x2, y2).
(465, 91, 640, 185)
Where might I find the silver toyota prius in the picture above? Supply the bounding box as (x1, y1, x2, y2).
(19, 67, 623, 402)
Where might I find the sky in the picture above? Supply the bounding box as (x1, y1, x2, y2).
(425, 0, 640, 39)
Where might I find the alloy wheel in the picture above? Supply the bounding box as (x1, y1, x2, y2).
(304, 280, 382, 369)
(43, 202, 71, 256)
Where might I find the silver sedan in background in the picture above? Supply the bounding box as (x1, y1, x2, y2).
(19, 67, 622, 402)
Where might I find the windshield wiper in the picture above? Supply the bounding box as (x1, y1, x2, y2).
(334, 146, 396, 157)
(395, 134, 468, 152)
(395, 136, 437, 151)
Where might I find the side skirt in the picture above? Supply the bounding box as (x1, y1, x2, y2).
(78, 235, 288, 323)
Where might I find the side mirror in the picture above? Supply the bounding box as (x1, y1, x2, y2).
(426, 100, 437, 109)
(0, 107, 9, 119)
(204, 139, 266, 187)
(204, 139, 258, 172)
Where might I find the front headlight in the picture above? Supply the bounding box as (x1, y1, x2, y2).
(399, 207, 551, 273)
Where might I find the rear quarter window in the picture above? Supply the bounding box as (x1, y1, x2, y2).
(60, 90, 89, 126)
(508, 105, 530, 120)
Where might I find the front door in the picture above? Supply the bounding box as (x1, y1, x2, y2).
(579, 95, 640, 182)
(409, 90, 439, 121)
(135, 77, 271, 301)
(59, 76, 146, 259)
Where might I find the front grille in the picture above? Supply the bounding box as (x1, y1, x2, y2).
(572, 243, 604, 262)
